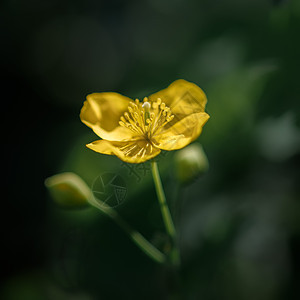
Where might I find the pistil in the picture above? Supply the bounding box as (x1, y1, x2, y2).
(142, 99, 151, 125)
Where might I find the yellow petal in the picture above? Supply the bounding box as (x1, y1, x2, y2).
(86, 139, 161, 163)
(149, 79, 207, 120)
(151, 112, 210, 150)
(80, 92, 136, 141)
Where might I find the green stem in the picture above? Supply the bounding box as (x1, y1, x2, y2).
(87, 195, 166, 264)
(151, 161, 180, 266)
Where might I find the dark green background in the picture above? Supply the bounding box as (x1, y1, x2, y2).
(1, 0, 300, 299)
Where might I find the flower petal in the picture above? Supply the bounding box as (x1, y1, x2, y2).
(86, 139, 161, 163)
(151, 112, 210, 150)
(149, 79, 207, 119)
(80, 92, 136, 141)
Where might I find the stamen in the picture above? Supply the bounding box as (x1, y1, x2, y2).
(119, 98, 174, 138)
(150, 99, 175, 136)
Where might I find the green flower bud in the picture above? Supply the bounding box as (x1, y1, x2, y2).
(45, 172, 92, 208)
(174, 143, 209, 184)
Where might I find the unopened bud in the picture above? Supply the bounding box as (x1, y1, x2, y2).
(45, 172, 92, 208)
(174, 143, 209, 184)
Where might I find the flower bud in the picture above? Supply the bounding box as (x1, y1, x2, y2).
(45, 172, 92, 208)
(174, 143, 209, 184)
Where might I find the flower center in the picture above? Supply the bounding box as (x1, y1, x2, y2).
(119, 98, 174, 139)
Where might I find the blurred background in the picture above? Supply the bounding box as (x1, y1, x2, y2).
(1, 0, 300, 299)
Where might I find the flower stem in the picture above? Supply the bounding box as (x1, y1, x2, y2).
(151, 161, 180, 266)
(87, 194, 166, 264)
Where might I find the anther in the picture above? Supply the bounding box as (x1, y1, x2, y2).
(152, 102, 158, 109)
(124, 112, 130, 120)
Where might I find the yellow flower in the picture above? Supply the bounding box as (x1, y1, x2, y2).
(80, 79, 210, 163)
